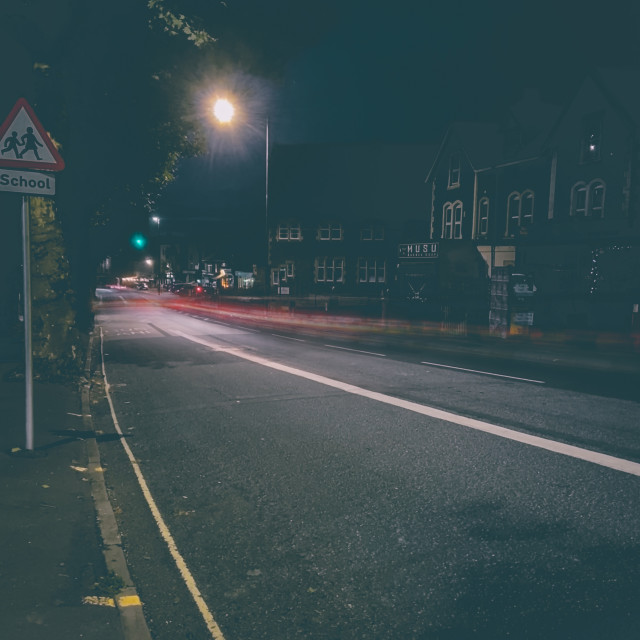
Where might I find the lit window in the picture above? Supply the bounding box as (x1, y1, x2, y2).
(358, 259, 385, 283)
(580, 112, 603, 163)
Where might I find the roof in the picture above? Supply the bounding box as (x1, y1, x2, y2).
(270, 143, 437, 222)
(424, 122, 505, 184)
(543, 66, 640, 147)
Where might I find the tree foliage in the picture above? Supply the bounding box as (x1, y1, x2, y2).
(0, 0, 222, 328)
(0, 0, 344, 376)
(29, 196, 84, 379)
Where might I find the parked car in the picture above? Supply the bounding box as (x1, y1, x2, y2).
(171, 283, 204, 296)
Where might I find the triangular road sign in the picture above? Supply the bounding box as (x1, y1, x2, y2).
(0, 98, 65, 171)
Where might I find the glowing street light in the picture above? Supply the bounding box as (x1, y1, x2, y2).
(213, 98, 235, 124)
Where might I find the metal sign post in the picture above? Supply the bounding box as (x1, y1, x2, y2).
(0, 98, 65, 451)
(21, 196, 34, 450)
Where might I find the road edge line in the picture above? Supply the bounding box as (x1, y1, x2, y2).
(99, 327, 226, 640)
(83, 331, 153, 640)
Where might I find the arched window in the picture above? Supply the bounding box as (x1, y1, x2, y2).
(506, 190, 534, 235)
(570, 180, 605, 217)
(453, 201, 463, 238)
(478, 197, 489, 236)
(570, 182, 587, 216)
(506, 192, 520, 235)
(443, 203, 453, 238)
(442, 201, 464, 239)
(521, 190, 534, 225)
(589, 180, 605, 217)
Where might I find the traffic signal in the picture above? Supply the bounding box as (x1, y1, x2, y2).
(130, 233, 148, 250)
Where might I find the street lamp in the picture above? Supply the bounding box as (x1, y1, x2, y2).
(150, 215, 162, 285)
(213, 98, 234, 124)
(212, 98, 270, 293)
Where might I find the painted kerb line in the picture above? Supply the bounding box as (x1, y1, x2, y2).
(174, 330, 640, 478)
(100, 328, 226, 640)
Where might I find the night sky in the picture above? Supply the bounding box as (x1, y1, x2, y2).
(215, 0, 640, 144)
(161, 0, 640, 224)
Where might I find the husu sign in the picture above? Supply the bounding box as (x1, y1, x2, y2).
(398, 242, 439, 259)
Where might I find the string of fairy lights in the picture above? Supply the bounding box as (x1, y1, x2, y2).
(589, 244, 634, 294)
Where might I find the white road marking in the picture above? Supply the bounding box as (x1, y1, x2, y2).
(174, 330, 640, 478)
(272, 333, 306, 342)
(99, 328, 226, 640)
(324, 344, 386, 357)
(421, 360, 545, 384)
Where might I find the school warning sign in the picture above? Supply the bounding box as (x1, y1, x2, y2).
(0, 98, 65, 171)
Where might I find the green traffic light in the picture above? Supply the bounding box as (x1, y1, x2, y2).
(131, 233, 147, 249)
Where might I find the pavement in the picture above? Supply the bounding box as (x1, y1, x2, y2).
(0, 334, 150, 640)
(1, 309, 639, 640)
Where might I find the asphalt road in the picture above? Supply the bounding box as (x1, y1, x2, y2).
(91, 288, 640, 640)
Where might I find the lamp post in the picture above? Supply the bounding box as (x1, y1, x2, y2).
(151, 215, 161, 285)
(212, 97, 270, 294)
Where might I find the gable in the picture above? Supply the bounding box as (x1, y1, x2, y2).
(545, 72, 637, 150)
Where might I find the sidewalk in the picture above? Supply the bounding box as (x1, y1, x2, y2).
(0, 342, 129, 639)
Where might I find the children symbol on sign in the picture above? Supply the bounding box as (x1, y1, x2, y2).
(18, 127, 44, 160)
(1, 131, 22, 158)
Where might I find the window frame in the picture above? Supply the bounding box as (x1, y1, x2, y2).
(278, 223, 302, 241)
(589, 180, 605, 217)
(316, 257, 344, 283)
(570, 182, 587, 217)
(318, 223, 343, 241)
(478, 196, 489, 236)
(453, 201, 463, 239)
(506, 190, 534, 234)
(358, 258, 386, 284)
(570, 179, 605, 217)
(443, 201, 463, 239)
(521, 190, 534, 225)
(360, 225, 385, 241)
(448, 153, 461, 188)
